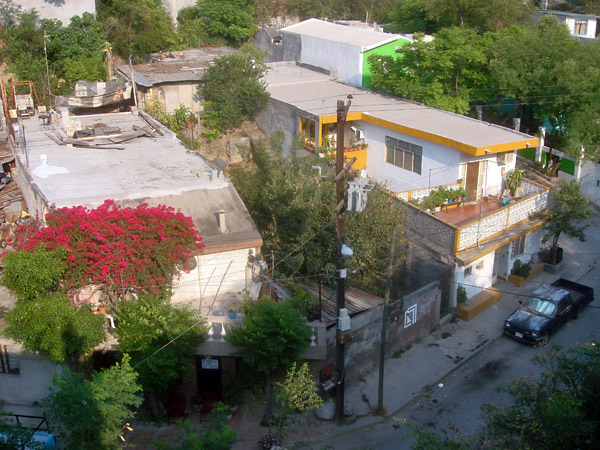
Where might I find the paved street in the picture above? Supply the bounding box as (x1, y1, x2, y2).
(302, 244, 600, 450)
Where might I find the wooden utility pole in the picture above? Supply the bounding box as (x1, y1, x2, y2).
(335, 96, 351, 425)
(377, 225, 398, 414)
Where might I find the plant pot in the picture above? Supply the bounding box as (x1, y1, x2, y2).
(228, 312, 237, 320)
(98, 306, 107, 314)
(550, 247, 563, 265)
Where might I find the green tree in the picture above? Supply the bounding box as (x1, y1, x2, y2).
(0, 411, 46, 449)
(534, 180, 592, 265)
(200, 44, 270, 136)
(228, 142, 405, 296)
(3, 293, 105, 365)
(1, 247, 66, 300)
(97, 0, 176, 61)
(185, 0, 257, 46)
(226, 298, 311, 421)
(369, 27, 492, 114)
(114, 294, 206, 416)
(44, 355, 142, 450)
(152, 403, 237, 450)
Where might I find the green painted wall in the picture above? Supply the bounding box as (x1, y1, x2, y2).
(560, 157, 575, 175)
(362, 37, 411, 89)
(518, 148, 536, 161)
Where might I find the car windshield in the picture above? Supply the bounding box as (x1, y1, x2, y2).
(524, 297, 556, 317)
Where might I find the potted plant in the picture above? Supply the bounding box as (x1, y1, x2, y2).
(508, 259, 532, 287)
(228, 306, 237, 320)
(504, 168, 524, 197)
(456, 285, 467, 304)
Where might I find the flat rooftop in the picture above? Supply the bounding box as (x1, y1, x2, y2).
(264, 63, 538, 156)
(14, 111, 261, 249)
(281, 19, 406, 49)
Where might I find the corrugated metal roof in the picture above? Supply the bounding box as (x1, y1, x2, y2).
(301, 282, 383, 327)
(117, 47, 238, 86)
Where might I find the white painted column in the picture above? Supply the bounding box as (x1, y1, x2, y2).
(574, 146, 585, 180)
(535, 126, 546, 163)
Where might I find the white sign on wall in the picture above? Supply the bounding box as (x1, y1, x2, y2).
(404, 304, 417, 328)
(201, 357, 219, 370)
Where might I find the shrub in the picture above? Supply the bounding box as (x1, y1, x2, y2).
(511, 259, 531, 278)
(456, 285, 468, 304)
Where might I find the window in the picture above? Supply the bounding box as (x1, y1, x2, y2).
(574, 20, 587, 35)
(464, 266, 472, 278)
(385, 136, 422, 175)
(511, 235, 526, 258)
(0, 345, 20, 375)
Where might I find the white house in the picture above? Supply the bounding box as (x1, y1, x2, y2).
(258, 62, 549, 315)
(17, 0, 96, 23)
(255, 19, 412, 88)
(539, 10, 598, 39)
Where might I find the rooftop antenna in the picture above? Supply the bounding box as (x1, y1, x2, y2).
(43, 31, 51, 103)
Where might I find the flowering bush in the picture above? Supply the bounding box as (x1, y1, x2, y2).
(12, 200, 203, 299)
(257, 433, 282, 450)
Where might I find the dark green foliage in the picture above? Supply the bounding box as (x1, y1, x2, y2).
(227, 298, 311, 375)
(3, 293, 106, 364)
(228, 142, 405, 296)
(510, 259, 531, 278)
(1, 247, 67, 300)
(534, 180, 592, 265)
(97, 0, 176, 61)
(152, 403, 237, 450)
(180, 0, 257, 46)
(114, 294, 206, 393)
(200, 44, 270, 136)
(0, 411, 47, 450)
(44, 355, 142, 450)
(0, 10, 107, 102)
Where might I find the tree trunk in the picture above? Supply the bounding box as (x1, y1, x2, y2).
(550, 232, 561, 265)
(147, 391, 165, 419)
(262, 372, 274, 426)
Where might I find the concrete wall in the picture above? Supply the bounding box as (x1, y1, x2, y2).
(162, 0, 197, 19)
(297, 35, 362, 85)
(323, 281, 441, 383)
(255, 97, 300, 157)
(455, 252, 496, 300)
(0, 340, 62, 406)
(559, 159, 600, 208)
(19, 0, 95, 23)
(11, 141, 50, 221)
(253, 29, 285, 63)
(171, 247, 252, 306)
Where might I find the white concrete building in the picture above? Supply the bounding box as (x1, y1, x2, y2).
(258, 62, 549, 315)
(539, 10, 598, 39)
(18, 0, 95, 23)
(256, 19, 412, 88)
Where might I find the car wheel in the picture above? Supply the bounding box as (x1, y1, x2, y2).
(539, 334, 550, 346)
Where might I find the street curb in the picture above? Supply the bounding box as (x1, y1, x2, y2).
(300, 333, 503, 447)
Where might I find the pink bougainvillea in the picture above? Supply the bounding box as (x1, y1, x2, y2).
(13, 200, 204, 297)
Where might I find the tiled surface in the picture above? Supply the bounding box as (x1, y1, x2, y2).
(434, 198, 504, 227)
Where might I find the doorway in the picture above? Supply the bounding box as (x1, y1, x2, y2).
(196, 356, 222, 399)
(465, 162, 480, 201)
(495, 244, 510, 280)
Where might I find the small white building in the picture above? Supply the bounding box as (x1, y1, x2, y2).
(539, 10, 598, 39)
(255, 19, 412, 88)
(17, 0, 96, 23)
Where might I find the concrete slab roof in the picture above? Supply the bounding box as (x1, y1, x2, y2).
(18, 111, 261, 251)
(264, 63, 538, 155)
(281, 19, 405, 49)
